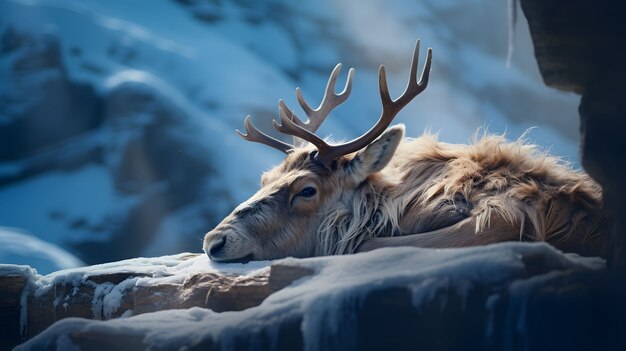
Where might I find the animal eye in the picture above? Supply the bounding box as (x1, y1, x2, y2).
(298, 187, 317, 198)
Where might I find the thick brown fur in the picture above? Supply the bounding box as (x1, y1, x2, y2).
(340, 132, 605, 257)
(203, 126, 606, 262)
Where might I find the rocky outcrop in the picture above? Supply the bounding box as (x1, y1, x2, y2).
(0, 28, 228, 265)
(4, 244, 625, 350)
(0, 29, 103, 162)
(520, 0, 626, 270)
(0, 253, 313, 350)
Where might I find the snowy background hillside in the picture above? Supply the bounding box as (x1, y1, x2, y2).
(0, 0, 581, 272)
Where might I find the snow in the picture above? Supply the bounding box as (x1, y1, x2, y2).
(7, 251, 270, 339)
(0, 228, 84, 275)
(0, 0, 582, 156)
(25, 253, 270, 298)
(0, 165, 137, 246)
(0, 262, 38, 278)
(91, 282, 114, 320)
(15, 243, 605, 350)
(91, 277, 141, 320)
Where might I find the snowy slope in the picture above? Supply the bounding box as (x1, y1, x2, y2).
(0, 0, 582, 269)
(0, 228, 84, 274)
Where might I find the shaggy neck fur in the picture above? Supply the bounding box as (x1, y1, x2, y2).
(316, 180, 396, 256)
(314, 133, 605, 257)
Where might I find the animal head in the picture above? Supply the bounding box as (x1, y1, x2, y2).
(203, 41, 432, 262)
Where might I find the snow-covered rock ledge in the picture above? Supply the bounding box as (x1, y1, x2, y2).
(0, 253, 311, 349)
(4, 243, 626, 350)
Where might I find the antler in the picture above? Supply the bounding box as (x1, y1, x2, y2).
(274, 40, 432, 165)
(235, 61, 354, 154)
(280, 64, 355, 147)
(237, 40, 432, 164)
(236, 115, 292, 153)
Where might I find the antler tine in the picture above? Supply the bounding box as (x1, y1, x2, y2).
(279, 99, 306, 129)
(277, 100, 309, 148)
(388, 39, 432, 111)
(272, 106, 332, 154)
(236, 115, 293, 154)
(317, 40, 432, 165)
(295, 63, 355, 133)
(282, 64, 354, 148)
(249, 61, 355, 152)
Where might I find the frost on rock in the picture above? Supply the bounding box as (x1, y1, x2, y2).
(0, 252, 273, 349)
(6, 243, 623, 351)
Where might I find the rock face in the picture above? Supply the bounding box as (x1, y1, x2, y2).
(520, 0, 626, 270)
(3, 243, 625, 350)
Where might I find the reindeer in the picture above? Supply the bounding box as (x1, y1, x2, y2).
(203, 41, 606, 263)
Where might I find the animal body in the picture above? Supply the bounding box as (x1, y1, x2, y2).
(203, 41, 606, 263)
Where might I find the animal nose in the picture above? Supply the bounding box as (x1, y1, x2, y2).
(208, 236, 227, 258)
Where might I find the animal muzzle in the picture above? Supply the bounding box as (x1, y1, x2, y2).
(203, 227, 255, 263)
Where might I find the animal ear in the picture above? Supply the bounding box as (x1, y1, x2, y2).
(348, 125, 404, 180)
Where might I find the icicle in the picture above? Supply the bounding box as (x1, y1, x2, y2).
(102, 278, 138, 319)
(91, 283, 115, 320)
(506, 0, 519, 68)
(19, 285, 29, 338)
(16, 266, 41, 340)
